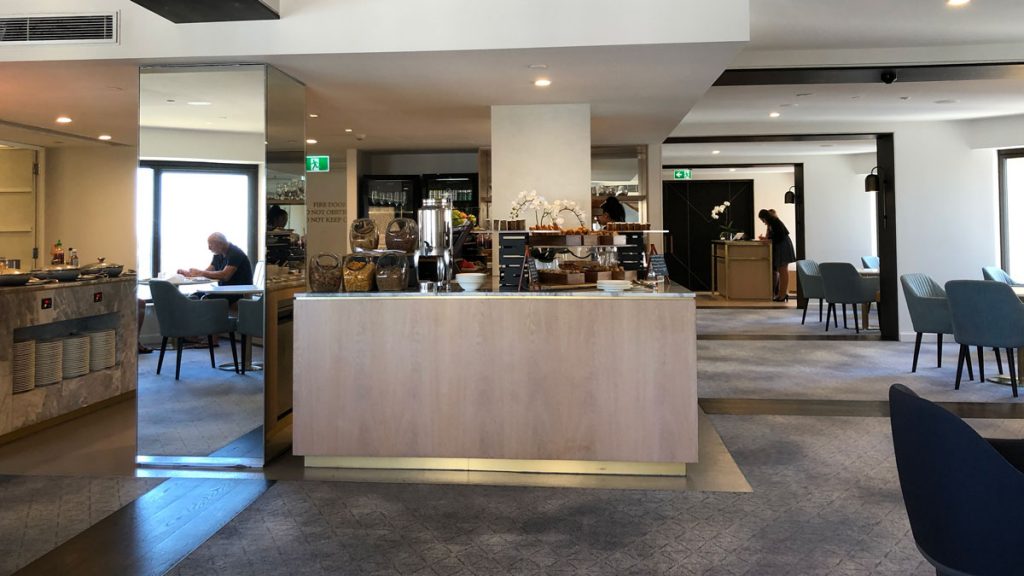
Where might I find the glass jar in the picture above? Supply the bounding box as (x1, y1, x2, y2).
(308, 253, 343, 292)
(375, 251, 409, 291)
(343, 253, 376, 292)
(349, 218, 379, 251)
(384, 217, 418, 253)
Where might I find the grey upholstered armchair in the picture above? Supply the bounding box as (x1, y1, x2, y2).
(901, 274, 953, 372)
(795, 260, 825, 325)
(236, 298, 264, 375)
(861, 255, 879, 269)
(150, 280, 239, 380)
(818, 262, 879, 334)
(982, 266, 1022, 286)
(946, 280, 1024, 398)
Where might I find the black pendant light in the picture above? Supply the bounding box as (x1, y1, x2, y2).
(865, 167, 880, 192)
(784, 186, 796, 204)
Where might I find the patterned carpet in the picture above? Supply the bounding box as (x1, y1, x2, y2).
(168, 415, 933, 576)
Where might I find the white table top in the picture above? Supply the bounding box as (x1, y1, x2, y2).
(859, 268, 879, 276)
(196, 284, 263, 296)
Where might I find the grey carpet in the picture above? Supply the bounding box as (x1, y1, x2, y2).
(698, 308, 879, 337)
(0, 476, 163, 575)
(136, 343, 264, 457)
(168, 415, 937, 576)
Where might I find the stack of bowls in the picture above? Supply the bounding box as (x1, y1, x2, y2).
(455, 273, 486, 292)
(13, 340, 35, 393)
(596, 279, 634, 293)
(61, 335, 91, 379)
(34, 340, 63, 387)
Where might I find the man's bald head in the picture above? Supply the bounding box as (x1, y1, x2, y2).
(207, 232, 229, 255)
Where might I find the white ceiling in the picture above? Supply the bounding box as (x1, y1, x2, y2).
(140, 67, 266, 133)
(664, 141, 876, 160)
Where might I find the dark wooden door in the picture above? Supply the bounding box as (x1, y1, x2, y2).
(662, 179, 754, 291)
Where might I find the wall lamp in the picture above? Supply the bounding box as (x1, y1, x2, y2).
(784, 185, 797, 204)
(865, 167, 880, 192)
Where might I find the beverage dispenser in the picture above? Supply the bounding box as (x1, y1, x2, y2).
(415, 198, 453, 291)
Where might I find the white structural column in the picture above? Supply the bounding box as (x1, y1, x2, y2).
(491, 104, 592, 225)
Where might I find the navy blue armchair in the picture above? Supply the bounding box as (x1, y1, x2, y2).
(890, 383, 1024, 576)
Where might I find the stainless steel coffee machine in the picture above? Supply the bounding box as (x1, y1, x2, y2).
(415, 198, 453, 291)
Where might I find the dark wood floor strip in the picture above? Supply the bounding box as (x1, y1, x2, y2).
(14, 478, 271, 576)
(698, 333, 882, 341)
(700, 397, 1024, 419)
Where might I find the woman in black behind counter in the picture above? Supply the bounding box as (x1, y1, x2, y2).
(758, 208, 796, 302)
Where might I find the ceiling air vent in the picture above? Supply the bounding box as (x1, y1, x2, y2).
(0, 13, 118, 45)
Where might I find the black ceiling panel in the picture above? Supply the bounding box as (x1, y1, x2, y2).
(130, 0, 279, 24)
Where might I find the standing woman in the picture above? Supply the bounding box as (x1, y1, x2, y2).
(758, 209, 796, 302)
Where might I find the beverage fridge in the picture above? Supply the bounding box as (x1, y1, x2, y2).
(422, 173, 479, 219)
(358, 175, 421, 240)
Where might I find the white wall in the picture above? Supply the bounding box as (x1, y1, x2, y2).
(44, 145, 138, 267)
(963, 114, 1024, 151)
(492, 104, 591, 225)
(139, 128, 264, 164)
(365, 152, 479, 175)
(0, 0, 750, 62)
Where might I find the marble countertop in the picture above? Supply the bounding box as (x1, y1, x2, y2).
(298, 283, 694, 300)
(0, 274, 136, 294)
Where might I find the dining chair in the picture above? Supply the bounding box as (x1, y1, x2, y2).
(945, 280, 1024, 398)
(150, 280, 239, 380)
(982, 266, 1022, 286)
(795, 260, 825, 325)
(889, 383, 1024, 576)
(861, 255, 879, 269)
(236, 297, 264, 375)
(818, 262, 878, 333)
(900, 274, 953, 372)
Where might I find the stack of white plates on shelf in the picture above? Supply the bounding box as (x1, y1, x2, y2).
(596, 279, 634, 293)
(12, 340, 36, 393)
(61, 335, 91, 379)
(85, 330, 116, 371)
(34, 339, 63, 387)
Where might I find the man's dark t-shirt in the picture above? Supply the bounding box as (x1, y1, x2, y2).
(210, 243, 253, 286)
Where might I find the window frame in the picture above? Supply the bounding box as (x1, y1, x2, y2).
(998, 148, 1024, 274)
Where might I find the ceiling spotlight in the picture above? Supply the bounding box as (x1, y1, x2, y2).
(769, 111, 781, 118)
(98, 134, 112, 141)
(187, 101, 212, 106)
(534, 79, 552, 87)
(55, 116, 73, 124)
(344, 128, 353, 133)
(309, 113, 319, 118)
(165, 99, 176, 103)
(729, 168, 737, 172)
(947, 0, 970, 6)
(712, 150, 721, 155)
(306, 139, 318, 145)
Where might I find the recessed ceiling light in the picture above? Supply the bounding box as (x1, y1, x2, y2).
(779, 103, 797, 108)
(947, 0, 970, 6)
(306, 139, 318, 145)
(900, 96, 912, 101)
(309, 113, 319, 118)
(729, 168, 737, 172)
(851, 95, 861, 100)
(935, 99, 960, 104)
(820, 144, 834, 148)
(769, 111, 781, 118)
(98, 134, 112, 141)
(796, 92, 814, 97)
(187, 101, 212, 106)
(344, 128, 353, 133)
(534, 78, 552, 87)
(712, 150, 721, 155)
(165, 99, 176, 103)
(528, 64, 549, 69)
(55, 116, 72, 124)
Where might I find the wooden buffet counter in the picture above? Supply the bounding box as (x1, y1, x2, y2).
(0, 276, 136, 440)
(294, 289, 697, 475)
(711, 240, 773, 300)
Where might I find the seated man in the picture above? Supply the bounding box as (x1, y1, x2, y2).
(178, 232, 253, 302)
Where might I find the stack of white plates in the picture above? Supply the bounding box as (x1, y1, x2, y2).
(85, 330, 117, 371)
(12, 340, 36, 393)
(596, 279, 634, 293)
(61, 335, 91, 379)
(34, 340, 63, 387)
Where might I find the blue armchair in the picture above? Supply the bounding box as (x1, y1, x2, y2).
(150, 280, 239, 380)
(861, 255, 879, 269)
(890, 383, 1024, 575)
(982, 266, 1022, 286)
(945, 280, 1024, 397)
(900, 274, 952, 372)
(795, 260, 825, 325)
(818, 262, 878, 333)
(236, 298, 264, 375)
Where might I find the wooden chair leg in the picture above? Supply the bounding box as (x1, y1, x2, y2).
(1008, 348, 1019, 398)
(955, 345, 966, 390)
(937, 334, 943, 368)
(912, 332, 922, 373)
(241, 334, 248, 375)
(994, 348, 1004, 374)
(157, 337, 168, 375)
(175, 338, 184, 381)
(976, 346, 985, 383)
(207, 335, 216, 368)
(229, 332, 239, 374)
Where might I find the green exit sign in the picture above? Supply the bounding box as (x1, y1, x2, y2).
(673, 169, 692, 180)
(306, 155, 330, 173)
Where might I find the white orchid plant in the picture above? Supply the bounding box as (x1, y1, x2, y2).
(510, 190, 547, 224)
(541, 199, 587, 227)
(710, 201, 738, 238)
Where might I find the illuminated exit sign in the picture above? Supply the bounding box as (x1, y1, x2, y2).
(306, 155, 330, 172)
(673, 169, 692, 180)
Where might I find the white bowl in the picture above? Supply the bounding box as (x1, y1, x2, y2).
(456, 273, 486, 292)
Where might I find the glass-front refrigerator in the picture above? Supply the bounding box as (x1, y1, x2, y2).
(423, 173, 479, 218)
(359, 175, 421, 240)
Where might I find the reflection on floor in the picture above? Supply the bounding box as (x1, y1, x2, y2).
(137, 342, 264, 457)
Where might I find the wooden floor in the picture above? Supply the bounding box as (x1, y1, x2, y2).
(695, 291, 797, 309)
